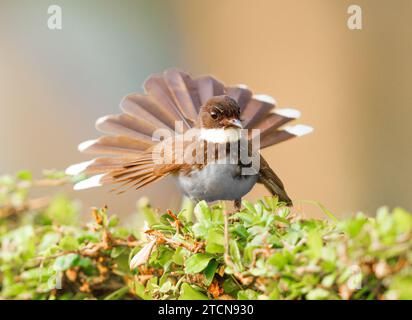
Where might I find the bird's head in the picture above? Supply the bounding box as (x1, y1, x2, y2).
(199, 95, 242, 130)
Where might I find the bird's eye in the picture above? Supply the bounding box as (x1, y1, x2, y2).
(210, 112, 218, 120)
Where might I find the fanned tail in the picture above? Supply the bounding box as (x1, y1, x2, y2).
(66, 68, 312, 191)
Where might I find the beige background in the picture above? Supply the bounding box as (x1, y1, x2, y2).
(0, 0, 411, 219)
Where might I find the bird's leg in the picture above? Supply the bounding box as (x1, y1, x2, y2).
(223, 199, 242, 271)
(234, 199, 241, 212)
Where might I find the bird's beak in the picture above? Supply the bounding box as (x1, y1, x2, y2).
(224, 118, 243, 129)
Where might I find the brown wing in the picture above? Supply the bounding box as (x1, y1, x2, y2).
(102, 134, 211, 193)
(258, 155, 292, 205)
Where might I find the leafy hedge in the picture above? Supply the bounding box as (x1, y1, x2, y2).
(0, 171, 411, 300)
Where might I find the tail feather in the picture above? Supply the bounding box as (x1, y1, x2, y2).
(78, 136, 151, 155)
(252, 112, 293, 134)
(112, 166, 155, 182)
(131, 174, 160, 190)
(144, 73, 192, 129)
(258, 155, 293, 206)
(259, 174, 293, 205)
(113, 173, 161, 194)
(107, 158, 166, 193)
(260, 124, 314, 149)
(120, 93, 176, 132)
(164, 68, 201, 121)
(226, 85, 253, 112)
(65, 157, 137, 175)
(242, 95, 276, 128)
(95, 114, 157, 140)
(73, 173, 110, 190)
(194, 75, 225, 105)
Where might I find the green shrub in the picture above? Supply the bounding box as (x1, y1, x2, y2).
(0, 171, 411, 300)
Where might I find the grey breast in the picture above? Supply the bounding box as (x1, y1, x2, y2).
(176, 158, 259, 202)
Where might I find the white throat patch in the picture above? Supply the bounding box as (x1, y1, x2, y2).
(199, 128, 242, 143)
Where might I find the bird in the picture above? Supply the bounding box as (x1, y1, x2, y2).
(66, 68, 313, 210)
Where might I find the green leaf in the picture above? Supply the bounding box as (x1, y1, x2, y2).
(205, 228, 225, 254)
(137, 197, 158, 226)
(156, 246, 174, 268)
(46, 196, 79, 225)
(179, 197, 194, 223)
(53, 253, 79, 272)
(388, 275, 412, 300)
(235, 212, 256, 226)
(321, 274, 336, 288)
(108, 215, 119, 228)
(75, 257, 94, 270)
(392, 207, 412, 234)
(268, 285, 280, 300)
(178, 283, 208, 300)
(145, 277, 158, 299)
(17, 170, 32, 181)
(111, 246, 126, 258)
(203, 260, 219, 286)
(339, 214, 367, 237)
(185, 253, 214, 274)
(194, 201, 212, 222)
(20, 268, 53, 281)
(39, 233, 60, 252)
(173, 247, 189, 266)
(104, 286, 130, 300)
(267, 252, 287, 270)
(159, 281, 173, 293)
(134, 281, 151, 300)
(242, 200, 256, 214)
(223, 278, 239, 295)
(306, 288, 330, 300)
(59, 236, 79, 251)
(233, 225, 249, 239)
(307, 230, 323, 260)
(237, 289, 258, 300)
(229, 239, 243, 272)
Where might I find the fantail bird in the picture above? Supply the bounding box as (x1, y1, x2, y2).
(65, 68, 313, 209)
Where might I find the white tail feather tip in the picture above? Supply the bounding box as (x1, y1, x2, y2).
(78, 140, 97, 152)
(284, 124, 314, 137)
(273, 108, 301, 119)
(95, 115, 111, 127)
(253, 94, 277, 105)
(65, 160, 94, 176)
(73, 174, 105, 190)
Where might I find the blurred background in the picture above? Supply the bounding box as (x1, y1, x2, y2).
(0, 0, 411, 219)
